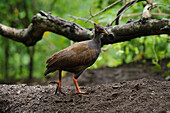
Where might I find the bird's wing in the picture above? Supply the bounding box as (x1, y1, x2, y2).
(46, 41, 98, 68)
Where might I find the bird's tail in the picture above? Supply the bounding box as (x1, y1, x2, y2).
(44, 68, 55, 76)
(44, 69, 49, 76)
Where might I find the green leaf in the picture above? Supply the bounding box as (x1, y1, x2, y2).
(152, 65, 161, 71)
(167, 62, 170, 68)
(162, 72, 170, 77)
(152, 60, 161, 71)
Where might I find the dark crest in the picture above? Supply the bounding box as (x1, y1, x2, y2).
(94, 23, 108, 34)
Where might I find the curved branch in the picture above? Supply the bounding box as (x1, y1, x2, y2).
(113, 0, 143, 26)
(88, 0, 122, 21)
(0, 11, 169, 46)
(104, 18, 170, 45)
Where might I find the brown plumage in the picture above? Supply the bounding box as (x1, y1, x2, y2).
(44, 23, 108, 94)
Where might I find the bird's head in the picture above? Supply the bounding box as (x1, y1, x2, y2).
(94, 23, 108, 34)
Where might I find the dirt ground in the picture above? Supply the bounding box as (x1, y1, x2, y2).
(0, 59, 170, 113)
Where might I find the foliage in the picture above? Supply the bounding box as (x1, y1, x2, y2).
(0, 0, 169, 81)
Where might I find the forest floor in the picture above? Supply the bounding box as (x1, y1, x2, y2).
(0, 59, 170, 113)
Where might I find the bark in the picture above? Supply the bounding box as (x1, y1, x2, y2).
(0, 11, 169, 47)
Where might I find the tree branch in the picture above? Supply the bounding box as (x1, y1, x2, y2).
(104, 18, 170, 45)
(122, 13, 170, 18)
(69, 15, 95, 24)
(111, 0, 143, 26)
(88, 0, 122, 20)
(0, 11, 169, 46)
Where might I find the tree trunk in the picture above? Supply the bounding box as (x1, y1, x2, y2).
(27, 47, 35, 80)
(4, 38, 9, 80)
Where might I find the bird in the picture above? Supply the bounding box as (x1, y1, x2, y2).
(44, 23, 108, 94)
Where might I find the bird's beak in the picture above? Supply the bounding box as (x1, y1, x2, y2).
(104, 30, 108, 34)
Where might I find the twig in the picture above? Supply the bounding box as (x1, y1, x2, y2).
(88, 0, 122, 20)
(156, 3, 170, 8)
(151, 13, 170, 17)
(68, 15, 95, 45)
(102, 44, 111, 52)
(70, 40, 74, 46)
(89, 7, 93, 17)
(69, 15, 95, 24)
(123, 13, 142, 17)
(108, 0, 139, 26)
(156, 5, 161, 13)
(142, 2, 167, 20)
(122, 13, 170, 18)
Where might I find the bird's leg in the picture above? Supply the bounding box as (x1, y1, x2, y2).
(73, 77, 87, 94)
(49, 70, 65, 95)
(56, 70, 65, 95)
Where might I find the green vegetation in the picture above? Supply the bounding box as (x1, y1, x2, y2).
(0, 0, 169, 81)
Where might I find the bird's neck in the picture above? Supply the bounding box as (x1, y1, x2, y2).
(92, 32, 101, 47)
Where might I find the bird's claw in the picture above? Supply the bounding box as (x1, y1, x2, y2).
(48, 81, 65, 95)
(54, 85, 59, 94)
(76, 90, 88, 94)
(55, 87, 66, 96)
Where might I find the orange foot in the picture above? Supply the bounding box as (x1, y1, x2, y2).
(76, 90, 87, 94)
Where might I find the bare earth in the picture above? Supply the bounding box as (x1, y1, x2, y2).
(0, 59, 170, 113)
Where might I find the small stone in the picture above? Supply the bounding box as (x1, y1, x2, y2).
(36, 85, 41, 88)
(129, 96, 132, 100)
(21, 84, 27, 87)
(112, 92, 119, 97)
(151, 91, 155, 95)
(112, 85, 121, 89)
(27, 98, 32, 100)
(17, 90, 21, 94)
